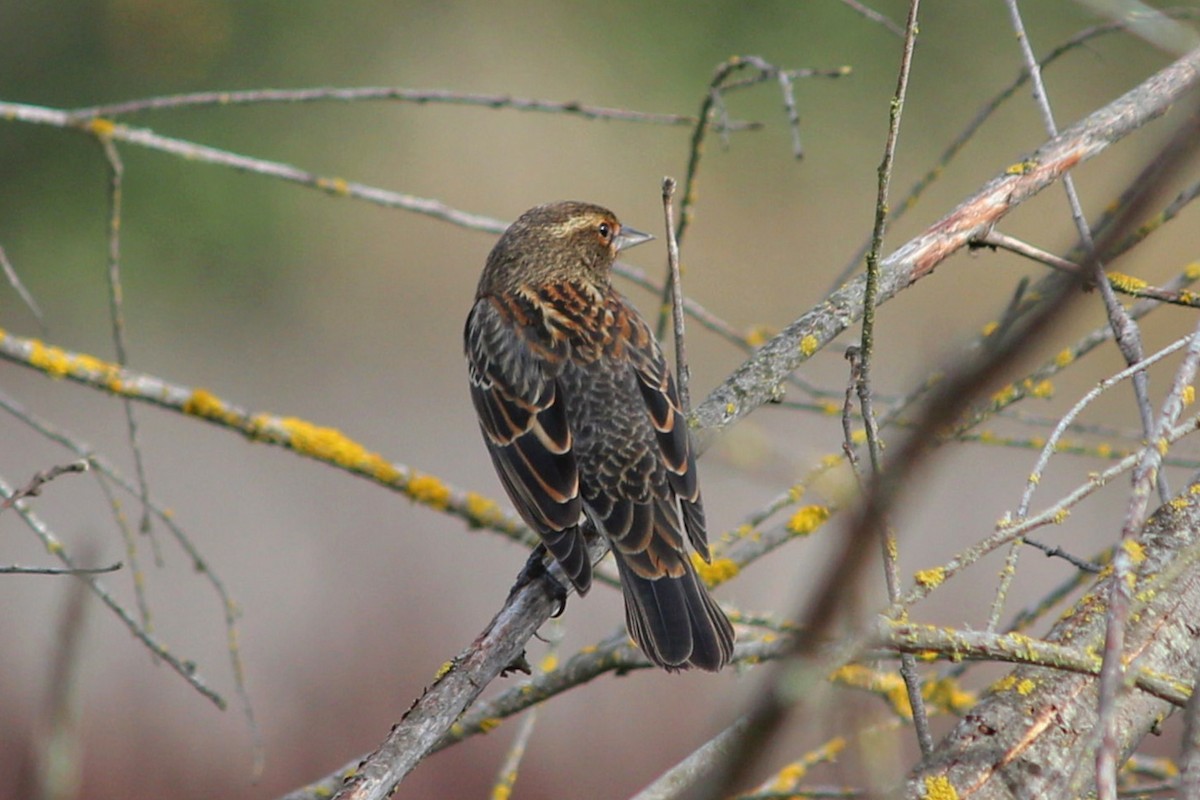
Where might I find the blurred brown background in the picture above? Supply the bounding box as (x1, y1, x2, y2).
(1, 2, 1197, 797)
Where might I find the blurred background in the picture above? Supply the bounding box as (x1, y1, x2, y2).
(1, 2, 1197, 797)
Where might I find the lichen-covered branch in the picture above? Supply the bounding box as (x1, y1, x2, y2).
(693, 45, 1200, 446)
(905, 481, 1200, 799)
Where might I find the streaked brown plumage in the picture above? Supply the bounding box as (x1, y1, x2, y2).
(464, 201, 735, 671)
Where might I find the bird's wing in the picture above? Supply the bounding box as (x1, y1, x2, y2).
(465, 295, 590, 592)
(622, 307, 710, 561)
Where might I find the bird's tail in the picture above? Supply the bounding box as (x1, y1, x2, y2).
(612, 546, 735, 672)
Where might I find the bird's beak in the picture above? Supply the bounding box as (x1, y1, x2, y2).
(615, 226, 654, 252)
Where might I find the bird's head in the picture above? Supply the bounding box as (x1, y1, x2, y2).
(477, 201, 653, 295)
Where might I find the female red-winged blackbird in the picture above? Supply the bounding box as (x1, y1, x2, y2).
(464, 201, 734, 671)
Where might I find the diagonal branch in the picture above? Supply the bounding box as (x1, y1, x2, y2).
(693, 45, 1200, 448)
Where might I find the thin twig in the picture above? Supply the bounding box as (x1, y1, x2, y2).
(0, 562, 121, 575)
(1093, 320, 1200, 798)
(978, 229, 1200, 307)
(72, 87, 762, 129)
(827, 16, 1198, 293)
(0, 390, 261, 766)
(1008, 0, 1166, 520)
(0, 244, 45, 332)
(834, 0, 904, 36)
(0, 477, 227, 709)
(96, 138, 157, 555)
(694, 46, 1200, 444)
(0, 460, 89, 511)
(656, 55, 845, 337)
(854, 0, 931, 759)
(702, 7, 930, 795)
(661, 178, 690, 412)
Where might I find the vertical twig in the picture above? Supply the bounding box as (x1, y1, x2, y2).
(661, 178, 690, 412)
(856, 0, 932, 760)
(0, 244, 46, 333)
(97, 138, 158, 553)
(1003, 0, 1165, 505)
(1091, 321, 1200, 798)
(1000, 3, 1180, 795)
(18, 548, 93, 800)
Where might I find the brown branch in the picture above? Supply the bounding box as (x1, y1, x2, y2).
(905, 479, 1200, 798)
(693, 45, 1200, 447)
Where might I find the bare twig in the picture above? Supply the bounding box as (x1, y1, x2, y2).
(0, 476, 227, 709)
(72, 87, 761, 129)
(661, 178, 690, 412)
(0, 460, 89, 511)
(0, 244, 45, 331)
(854, 0, 931, 757)
(834, 0, 904, 36)
(1, 562, 120, 576)
(656, 54, 846, 337)
(1009, 3, 1164, 527)
(694, 45, 1200, 445)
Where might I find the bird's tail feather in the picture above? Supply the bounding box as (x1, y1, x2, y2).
(612, 551, 734, 672)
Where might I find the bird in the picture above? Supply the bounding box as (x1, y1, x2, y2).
(464, 200, 735, 671)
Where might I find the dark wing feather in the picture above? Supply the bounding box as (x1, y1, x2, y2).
(465, 296, 590, 593)
(625, 312, 710, 562)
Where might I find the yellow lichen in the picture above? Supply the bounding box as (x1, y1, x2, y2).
(1186, 262, 1200, 281)
(830, 665, 910, 718)
(1016, 678, 1036, 695)
(745, 324, 774, 347)
(465, 492, 503, 527)
(85, 117, 117, 138)
(478, 717, 501, 733)
(434, 660, 454, 680)
(183, 389, 227, 419)
(316, 176, 351, 196)
(981, 320, 999, 337)
(1054, 348, 1075, 367)
(28, 340, 72, 378)
(1108, 271, 1148, 293)
(1029, 379, 1054, 399)
(407, 472, 452, 509)
(1004, 160, 1037, 175)
(991, 385, 1017, 406)
(770, 763, 808, 790)
(692, 554, 739, 586)
(1185, 386, 1196, 407)
(1122, 539, 1146, 564)
(539, 654, 558, 673)
(923, 677, 976, 713)
(991, 674, 1017, 693)
(800, 334, 819, 357)
(786, 505, 830, 536)
(923, 775, 959, 800)
(914, 566, 945, 589)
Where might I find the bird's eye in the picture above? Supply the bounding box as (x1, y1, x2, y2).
(598, 222, 612, 242)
